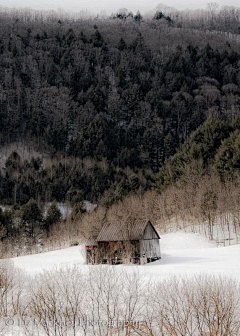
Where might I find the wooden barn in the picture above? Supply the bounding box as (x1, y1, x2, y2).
(85, 220, 161, 265)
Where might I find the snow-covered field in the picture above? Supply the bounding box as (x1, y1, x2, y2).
(11, 232, 240, 280)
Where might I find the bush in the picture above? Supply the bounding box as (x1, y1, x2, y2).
(70, 241, 79, 246)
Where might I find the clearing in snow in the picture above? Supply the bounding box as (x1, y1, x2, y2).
(10, 232, 240, 279)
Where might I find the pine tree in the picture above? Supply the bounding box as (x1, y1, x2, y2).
(45, 202, 61, 231)
(22, 199, 42, 237)
(118, 38, 127, 51)
(91, 30, 104, 48)
(214, 130, 240, 179)
(134, 11, 142, 23)
(153, 11, 164, 20)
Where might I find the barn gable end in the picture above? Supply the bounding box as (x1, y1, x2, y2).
(142, 221, 160, 240)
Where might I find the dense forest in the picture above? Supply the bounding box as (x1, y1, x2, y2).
(0, 4, 240, 256)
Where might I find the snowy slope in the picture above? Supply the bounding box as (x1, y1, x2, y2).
(160, 232, 215, 250)
(11, 244, 86, 275)
(10, 232, 240, 279)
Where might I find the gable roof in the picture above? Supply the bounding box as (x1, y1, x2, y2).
(96, 220, 160, 242)
(85, 237, 97, 246)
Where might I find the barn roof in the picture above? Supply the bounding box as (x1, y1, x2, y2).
(85, 237, 97, 246)
(96, 220, 160, 242)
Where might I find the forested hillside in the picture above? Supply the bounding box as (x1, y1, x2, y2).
(0, 5, 240, 256)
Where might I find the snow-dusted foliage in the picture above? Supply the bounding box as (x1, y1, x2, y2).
(1, 263, 240, 336)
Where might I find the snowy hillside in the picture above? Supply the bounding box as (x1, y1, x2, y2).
(10, 232, 240, 279)
(146, 233, 240, 280)
(11, 244, 86, 275)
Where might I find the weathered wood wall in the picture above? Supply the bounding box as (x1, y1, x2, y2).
(140, 223, 161, 259)
(140, 239, 160, 259)
(96, 241, 140, 264)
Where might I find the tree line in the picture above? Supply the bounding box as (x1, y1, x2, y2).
(0, 7, 240, 254)
(0, 11, 239, 173)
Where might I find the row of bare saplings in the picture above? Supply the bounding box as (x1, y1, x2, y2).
(0, 261, 239, 336)
(3, 169, 240, 257)
(58, 172, 240, 248)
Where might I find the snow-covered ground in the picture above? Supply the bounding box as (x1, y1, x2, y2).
(11, 244, 86, 275)
(146, 232, 240, 280)
(11, 232, 240, 279)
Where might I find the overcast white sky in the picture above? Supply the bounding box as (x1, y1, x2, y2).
(0, 0, 239, 15)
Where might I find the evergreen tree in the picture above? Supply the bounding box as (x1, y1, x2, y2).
(134, 11, 142, 23)
(91, 30, 104, 47)
(45, 202, 62, 231)
(22, 199, 42, 237)
(214, 130, 240, 178)
(153, 11, 164, 20)
(118, 38, 127, 51)
(70, 202, 86, 221)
